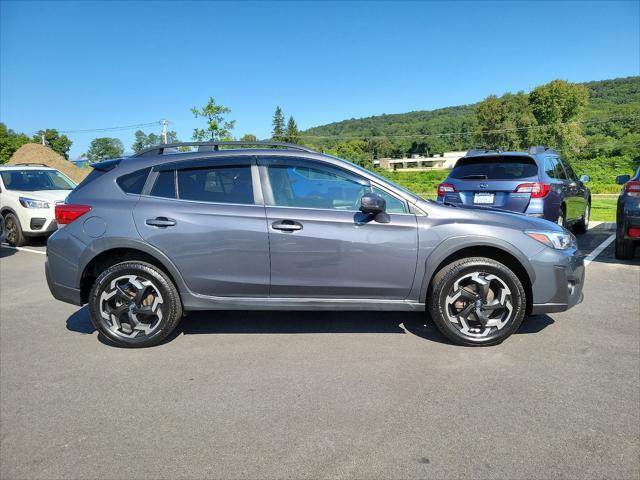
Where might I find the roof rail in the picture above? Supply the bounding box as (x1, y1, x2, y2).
(132, 141, 317, 157)
(12, 162, 50, 167)
(528, 146, 558, 155)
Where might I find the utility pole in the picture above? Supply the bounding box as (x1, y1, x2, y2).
(41, 133, 46, 146)
(161, 119, 168, 144)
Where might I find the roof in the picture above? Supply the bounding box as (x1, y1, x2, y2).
(0, 164, 57, 171)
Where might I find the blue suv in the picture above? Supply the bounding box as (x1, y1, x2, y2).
(437, 147, 591, 233)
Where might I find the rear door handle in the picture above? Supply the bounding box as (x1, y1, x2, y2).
(146, 217, 176, 227)
(271, 220, 302, 232)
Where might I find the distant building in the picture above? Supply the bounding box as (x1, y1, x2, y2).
(374, 151, 466, 171)
(69, 158, 90, 168)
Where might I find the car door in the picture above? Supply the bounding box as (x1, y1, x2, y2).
(559, 158, 587, 221)
(543, 156, 570, 220)
(133, 156, 270, 297)
(258, 157, 418, 299)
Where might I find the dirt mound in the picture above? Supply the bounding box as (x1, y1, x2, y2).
(8, 143, 90, 183)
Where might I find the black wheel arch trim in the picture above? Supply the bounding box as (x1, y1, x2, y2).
(77, 237, 191, 300)
(418, 235, 536, 304)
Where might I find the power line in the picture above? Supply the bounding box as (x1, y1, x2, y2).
(56, 120, 165, 135)
(299, 113, 640, 140)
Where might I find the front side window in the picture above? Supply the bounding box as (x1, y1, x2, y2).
(177, 166, 254, 204)
(0, 169, 76, 191)
(372, 186, 408, 214)
(267, 164, 368, 210)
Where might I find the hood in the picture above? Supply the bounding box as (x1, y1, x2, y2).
(418, 199, 564, 233)
(11, 190, 72, 204)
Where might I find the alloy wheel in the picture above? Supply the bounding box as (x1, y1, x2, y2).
(444, 272, 513, 338)
(99, 275, 164, 339)
(5, 217, 17, 244)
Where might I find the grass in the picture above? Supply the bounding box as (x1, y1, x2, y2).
(590, 198, 617, 222)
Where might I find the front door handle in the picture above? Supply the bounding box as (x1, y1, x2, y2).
(271, 220, 302, 232)
(146, 217, 176, 227)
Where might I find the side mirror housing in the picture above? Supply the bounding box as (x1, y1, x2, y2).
(360, 192, 386, 215)
(616, 175, 631, 185)
(579, 175, 590, 183)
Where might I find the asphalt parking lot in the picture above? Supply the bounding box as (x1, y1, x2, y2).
(1, 223, 638, 480)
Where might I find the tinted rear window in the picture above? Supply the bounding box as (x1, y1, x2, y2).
(450, 156, 538, 180)
(177, 166, 254, 204)
(117, 168, 151, 194)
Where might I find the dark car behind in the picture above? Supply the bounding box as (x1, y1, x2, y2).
(615, 166, 640, 259)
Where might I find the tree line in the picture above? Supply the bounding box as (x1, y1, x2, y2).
(1, 77, 637, 165)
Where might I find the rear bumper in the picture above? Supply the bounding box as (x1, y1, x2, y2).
(45, 257, 82, 305)
(529, 247, 585, 315)
(619, 214, 640, 241)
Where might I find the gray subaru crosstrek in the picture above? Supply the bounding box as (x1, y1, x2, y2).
(46, 142, 585, 348)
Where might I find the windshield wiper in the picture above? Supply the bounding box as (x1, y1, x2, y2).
(459, 174, 488, 180)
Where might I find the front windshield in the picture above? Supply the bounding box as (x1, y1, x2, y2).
(0, 169, 76, 191)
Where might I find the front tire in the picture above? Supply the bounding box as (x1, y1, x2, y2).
(4, 213, 26, 247)
(429, 257, 526, 346)
(88, 261, 183, 347)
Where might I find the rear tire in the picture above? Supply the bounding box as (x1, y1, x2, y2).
(573, 203, 590, 235)
(3, 213, 25, 247)
(429, 257, 526, 346)
(88, 261, 183, 348)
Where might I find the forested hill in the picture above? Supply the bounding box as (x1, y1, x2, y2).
(302, 76, 640, 154)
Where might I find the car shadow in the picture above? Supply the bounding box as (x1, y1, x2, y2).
(0, 245, 17, 258)
(66, 306, 555, 347)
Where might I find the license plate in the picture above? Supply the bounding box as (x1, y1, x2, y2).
(473, 192, 495, 204)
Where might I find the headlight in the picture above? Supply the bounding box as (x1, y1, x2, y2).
(19, 197, 50, 209)
(525, 230, 575, 250)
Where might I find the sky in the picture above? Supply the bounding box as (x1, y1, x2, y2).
(1, 0, 639, 159)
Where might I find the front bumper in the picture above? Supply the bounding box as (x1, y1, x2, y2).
(529, 247, 585, 315)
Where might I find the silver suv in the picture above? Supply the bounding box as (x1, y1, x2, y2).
(46, 142, 585, 348)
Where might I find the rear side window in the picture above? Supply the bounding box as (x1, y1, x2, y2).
(544, 158, 567, 180)
(177, 166, 254, 204)
(150, 170, 176, 198)
(449, 156, 538, 180)
(117, 168, 151, 194)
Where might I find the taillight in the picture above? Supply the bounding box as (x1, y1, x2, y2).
(515, 182, 551, 198)
(437, 183, 456, 197)
(625, 180, 640, 197)
(55, 204, 92, 225)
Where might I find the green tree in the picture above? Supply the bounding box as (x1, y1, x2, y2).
(32, 129, 73, 159)
(326, 140, 372, 169)
(285, 116, 299, 143)
(272, 106, 285, 141)
(528, 80, 589, 155)
(475, 92, 537, 150)
(131, 130, 180, 153)
(240, 133, 258, 142)
(0, 123, 31, 164)
(85, 137, 124, 161)
(191, 97, 235, 141)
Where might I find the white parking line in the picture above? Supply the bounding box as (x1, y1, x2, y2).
(1, 243, 46, 255)
(584, 234, 616, 266)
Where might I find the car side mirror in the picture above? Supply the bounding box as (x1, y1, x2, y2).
(616, 175, 631, 185)
(579, 175, 590, 183)
(360, 192, 386, 215)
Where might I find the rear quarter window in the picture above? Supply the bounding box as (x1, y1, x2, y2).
(117, 168, 151, 194)
(450, 156, 538, 180)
